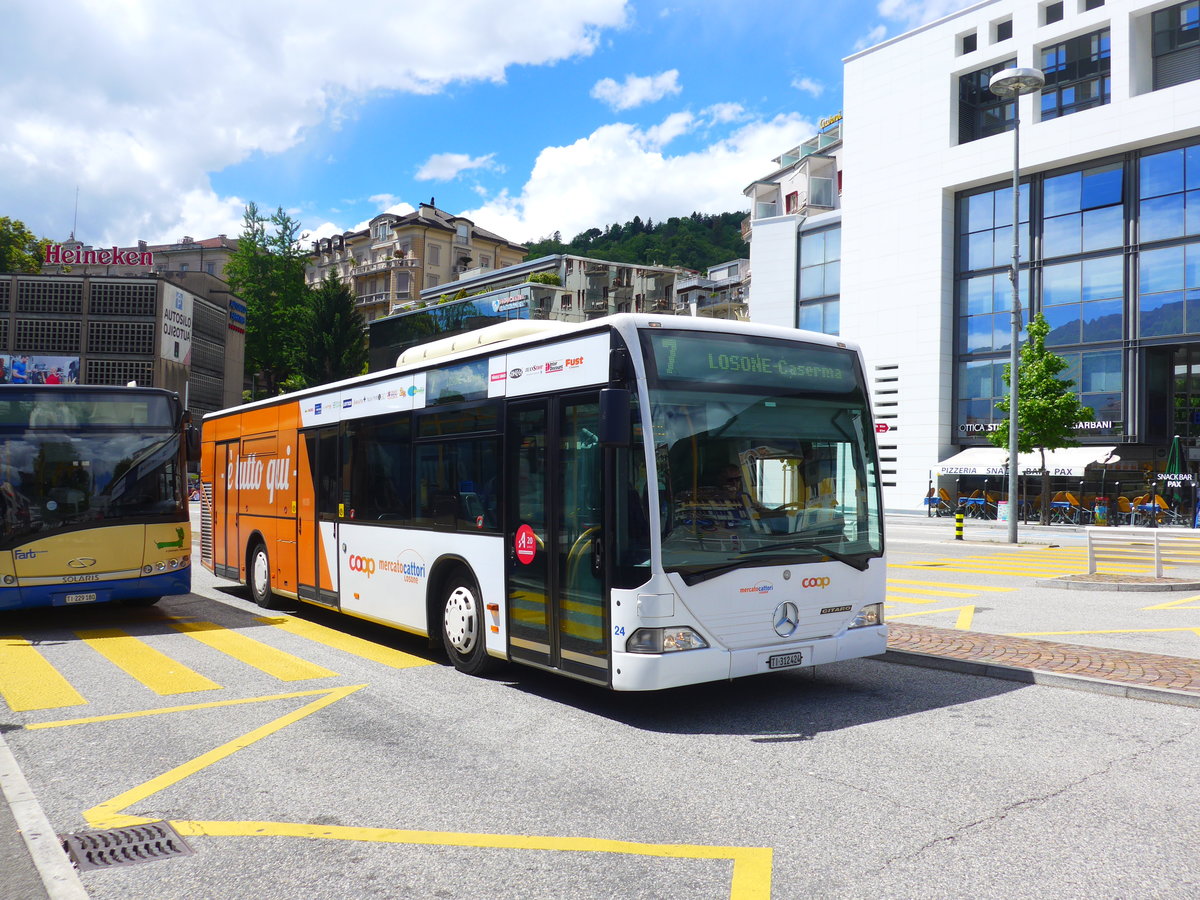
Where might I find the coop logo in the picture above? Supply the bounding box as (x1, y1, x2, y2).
(801, 577, 831, 589)
(739, 581, 774, 594)
(347, 554, 376, 577)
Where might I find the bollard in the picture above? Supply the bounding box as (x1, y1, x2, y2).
(955, 511, 964, 541)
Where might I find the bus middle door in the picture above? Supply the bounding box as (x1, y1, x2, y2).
(506, 393, 609, 685)
(299, 426, 340, 608)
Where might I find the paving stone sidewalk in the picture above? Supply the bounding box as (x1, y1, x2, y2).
(886, 621, 1200, 702)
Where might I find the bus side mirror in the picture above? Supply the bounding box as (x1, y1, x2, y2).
(599, 388, 631, 447)
(186, 424, 201, 461)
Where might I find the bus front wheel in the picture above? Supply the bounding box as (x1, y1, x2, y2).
(441, 574, 498, 676)
(249, 543, 286, 610)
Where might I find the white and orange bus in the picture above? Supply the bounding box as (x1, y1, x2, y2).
(200, 315, 886, 690)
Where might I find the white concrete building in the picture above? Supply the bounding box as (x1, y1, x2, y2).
(828, 0, 1200, 512)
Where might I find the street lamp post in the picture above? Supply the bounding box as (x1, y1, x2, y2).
(989, 67, 1045, 544)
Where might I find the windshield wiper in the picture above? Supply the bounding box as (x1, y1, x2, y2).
(674, 561, 748, 586)
(741, 541, 872, 571)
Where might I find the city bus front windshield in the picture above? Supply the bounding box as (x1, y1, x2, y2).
(643, 332, 883, 583)
(0, 392, 184, 546)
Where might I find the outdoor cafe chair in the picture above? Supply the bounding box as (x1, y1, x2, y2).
(1116, 496, 1134, 525)
(1049, 490, 1074, 524)
(962, 489, 988, 518)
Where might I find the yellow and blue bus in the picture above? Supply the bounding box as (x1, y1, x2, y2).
(0, 384, 195, 611)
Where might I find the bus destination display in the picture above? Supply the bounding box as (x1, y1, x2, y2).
(647, 333, 855, 392)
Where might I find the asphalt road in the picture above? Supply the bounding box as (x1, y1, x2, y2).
(2, 526, 1199, 899)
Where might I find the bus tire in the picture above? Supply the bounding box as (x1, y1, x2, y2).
(248, 542, 286, 610)
(440, 572, 497, 676)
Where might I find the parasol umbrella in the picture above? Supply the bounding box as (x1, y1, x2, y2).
(1161, 434, 1191, 520)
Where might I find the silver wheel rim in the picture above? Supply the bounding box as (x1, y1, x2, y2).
(252, 551, 269, 600)
(443, 586, 478, 654)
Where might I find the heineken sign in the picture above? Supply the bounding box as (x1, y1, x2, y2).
(44, 244, 154, 267)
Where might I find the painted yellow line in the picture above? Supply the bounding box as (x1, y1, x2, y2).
(25, 688, 345, 730)
(887, 579, 1014, 592)
(886, 586, 976, 598)
(887, 605, 976, 630)
(167, 820, 773, 900)
(85, 683, 367, 828)
(256, 617, 432, 670)
(76, 628, 222, 695)
(1143, 595, 1200, 610)
(1008, 627, 1200, 638)
(0, 636, 87, 712)
(172, 621, 337, 682)
(885, 596, 939, 605)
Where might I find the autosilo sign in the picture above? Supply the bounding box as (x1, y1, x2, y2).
(161, 287, 193, 364)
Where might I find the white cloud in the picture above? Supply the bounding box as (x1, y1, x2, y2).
(415, 153, 501, 182)
(701, 103, 747, 125)
(459, 110, 815, 245)
(590, 69, 682, 111)
(876, 0, 968, 30)
(853, 24, 888, 52)
(0, 0, 628, 245)
(791, 76, 824, 98)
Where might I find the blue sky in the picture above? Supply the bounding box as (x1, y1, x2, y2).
(2, 0, 963, 248)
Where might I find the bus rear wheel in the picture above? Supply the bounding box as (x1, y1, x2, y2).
(249, 543, 286, 610)
(441, 573, 498, 676)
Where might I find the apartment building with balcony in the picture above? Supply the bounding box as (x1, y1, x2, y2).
(306, 202, 527, 321)
(742, 117, 844, 335)
(674, 259, 750, 319)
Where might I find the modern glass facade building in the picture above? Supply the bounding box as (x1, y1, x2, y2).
(832, 0, 1200, 511)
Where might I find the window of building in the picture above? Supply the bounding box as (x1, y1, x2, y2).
(1083, 0, 1104, 10)
(956, 358, 1008, 430)
(205, 262, 215, 275)
(1059, 349, 1123, 424)
(1042, 255, 1125, 345)
(960, 31, 977, 55)
(1139, 143, 1200, 242)
(797, 226, 840, 335)
(994, 19, 1013, 42)
(1139, 241, 1200, 336)
(1044, 1, 1064, 25)
(1040, 28, 1111, 119)
(785, 191, 799, 214)
(374, 222, 391, 241)
(179, 262, 189, 272)
(428, 243, 441, 266)
(958, 57, 1018, 144)
(1042, 161, 1125, 257)
(455, 223, 470, 245)
(1153, 2, 1200, 90)
(426, 274, 439, 288)
(957, 184, 1030, 271)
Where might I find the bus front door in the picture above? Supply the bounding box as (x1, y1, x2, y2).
(299, 427, 340, 608)
(506, 395, 609, 685)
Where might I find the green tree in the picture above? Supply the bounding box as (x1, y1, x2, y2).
(0, 217, 50, 273)
(990, 313, 1094, 524)
(295, 273, 368, 388)
(224, 203, 310, 398)
(526, 272, 561, 285)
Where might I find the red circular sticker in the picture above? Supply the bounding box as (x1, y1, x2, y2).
(515, 524, 538, 565)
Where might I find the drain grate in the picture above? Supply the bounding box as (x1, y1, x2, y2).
(59, 821, 194, 871)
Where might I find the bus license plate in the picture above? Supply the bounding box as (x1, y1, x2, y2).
(768, 651, 805, 670)
(64, 592, 98, 605)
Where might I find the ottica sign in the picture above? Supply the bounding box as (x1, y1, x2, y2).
(44, 245, 154, 266)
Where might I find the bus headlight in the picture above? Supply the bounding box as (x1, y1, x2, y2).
(626, 627, 709, 653)
(849, 603, 884, 629)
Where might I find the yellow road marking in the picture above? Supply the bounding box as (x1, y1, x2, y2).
(885, 596, 939, 605)
(76, 628, 222, 695)
(25, 688, 344, 730)
(1143, 595, 1200, 610)
(0, 636, 87, 712)
(171, 621, 337, 682)
(887, 579, 1015, 592)
(256, 617, 433, 670)
(85, 683, 368, 828)
(886, 586, 976, 598)
(82, 679, 774, 900)
(169, 820, 773, 900)
(887, 605, 976, 630)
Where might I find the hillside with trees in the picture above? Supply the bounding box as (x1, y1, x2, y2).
(523, 211, 748, 272)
